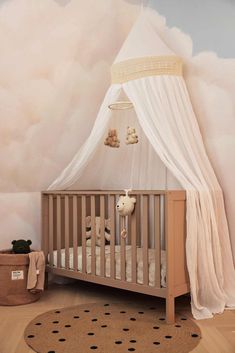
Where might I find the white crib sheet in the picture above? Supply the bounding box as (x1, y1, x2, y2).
(51, 245, 166, 287)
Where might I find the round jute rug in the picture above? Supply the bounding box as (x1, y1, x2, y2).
(24, 302, 201, 353)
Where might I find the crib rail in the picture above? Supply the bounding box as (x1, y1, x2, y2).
(42, 189, 188, 324)
(42, 190, 167, 287)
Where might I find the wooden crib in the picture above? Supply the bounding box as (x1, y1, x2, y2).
(41, 190, 189, 324)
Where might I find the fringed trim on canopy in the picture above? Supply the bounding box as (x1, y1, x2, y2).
(111, 56, 183, 84)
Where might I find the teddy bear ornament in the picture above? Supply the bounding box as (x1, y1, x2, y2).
(104, 129, 120, 148)
(126, 126, 138, 145)
(116, 189, 136, 238)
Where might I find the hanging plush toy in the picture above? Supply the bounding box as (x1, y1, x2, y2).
(126, 126, 138, 145)
(116, 189, 136, 238)
(104, 129, 120, 148)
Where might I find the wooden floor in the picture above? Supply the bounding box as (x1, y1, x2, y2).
(0, 280, 235, 353)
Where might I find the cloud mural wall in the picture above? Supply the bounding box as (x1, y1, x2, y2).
(0, 0, 140, 249)
(0, 0, 234, 259)
(0, 0, 140, 191)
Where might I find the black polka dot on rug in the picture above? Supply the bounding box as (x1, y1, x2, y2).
(24, 303, 201, 353)
(115, 341, 122, 345)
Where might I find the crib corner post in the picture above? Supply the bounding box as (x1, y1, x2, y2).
(165, 191, 176, 324)
(41, 192, 49, 259)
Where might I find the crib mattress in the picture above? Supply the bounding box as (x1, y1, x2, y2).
(51, 245, 166, 287)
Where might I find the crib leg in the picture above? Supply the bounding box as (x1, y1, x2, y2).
(166, 295, 175, 324)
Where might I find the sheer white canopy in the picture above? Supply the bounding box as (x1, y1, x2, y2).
(49, 11, 235, 319)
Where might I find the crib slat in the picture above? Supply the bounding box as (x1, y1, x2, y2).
(131, 202, 137, 283)
(100, 195, 105, 277)
(81, 195, 86, 273)
(109, 195, 115, 279)
(91, 195, 96, 275)
(154, 195, 161, 287)
(120, 216, 126, 281)
(64, 195, 70, 270)
(56, 195, 61, 268)
(49, 195, 54, 267)
(73, 196, 78, 271)
(136, 195, 141, 247)
(142, 195, 149, 285)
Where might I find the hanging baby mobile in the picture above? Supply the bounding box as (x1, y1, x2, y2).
(104, 100, 138, 148)
(116, 189, 136, 239)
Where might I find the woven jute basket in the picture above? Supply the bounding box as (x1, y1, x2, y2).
(0, 250, 41, 305)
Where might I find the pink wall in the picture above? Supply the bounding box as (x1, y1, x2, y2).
(0, 0, 234, 260)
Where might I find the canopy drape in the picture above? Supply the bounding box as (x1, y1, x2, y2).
(48, 10, 235, 319)
(123, 75, 235, 319)
(49, 85, 121, 190)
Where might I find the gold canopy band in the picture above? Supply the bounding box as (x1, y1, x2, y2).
(111, 56, 183, 84)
